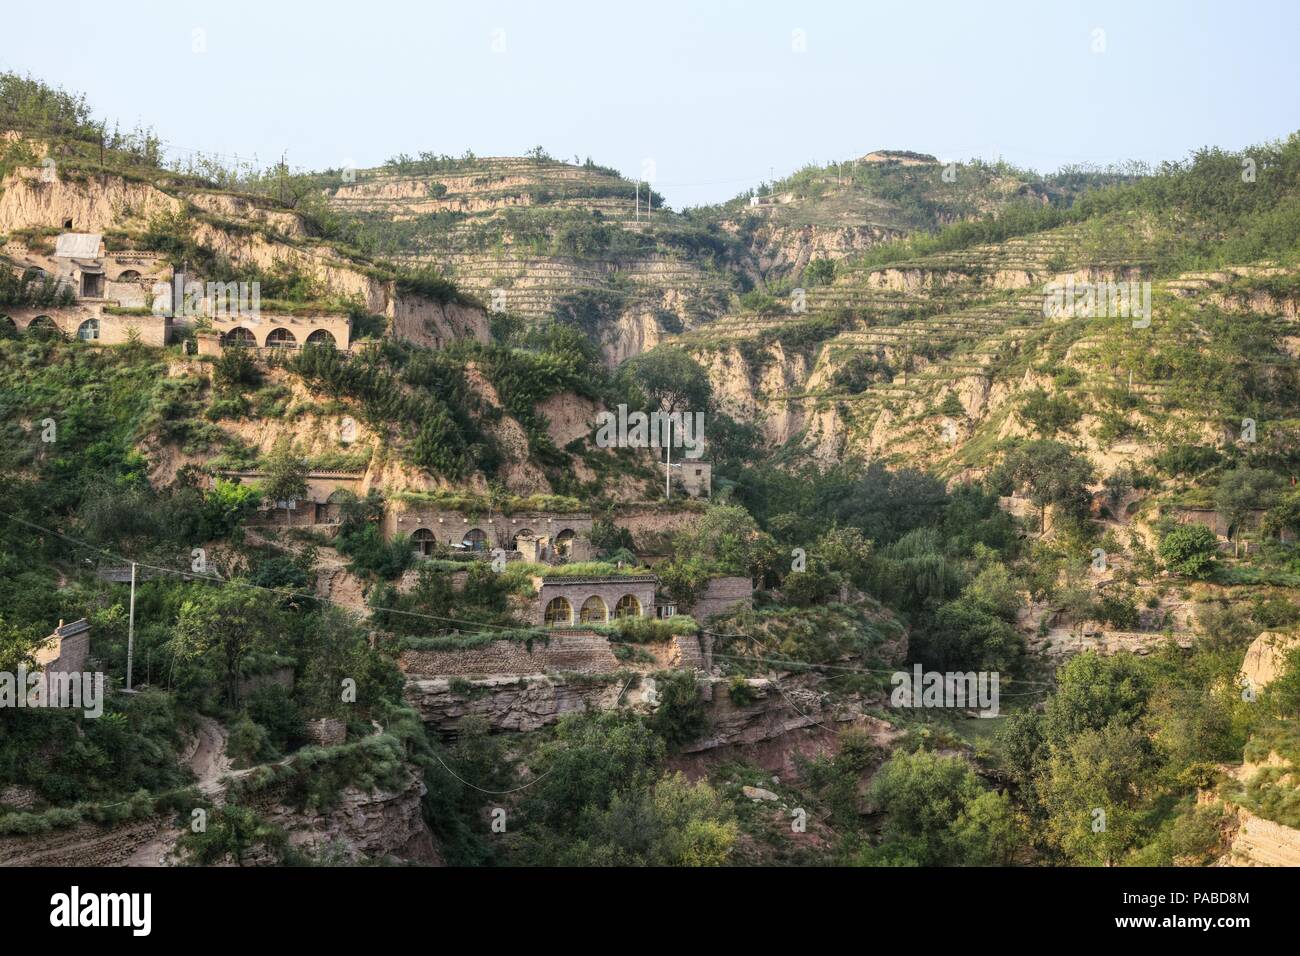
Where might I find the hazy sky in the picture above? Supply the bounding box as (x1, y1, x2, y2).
(4, 0, 1297, 208)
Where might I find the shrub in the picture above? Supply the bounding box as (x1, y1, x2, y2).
(1158, 524, 1218, 578)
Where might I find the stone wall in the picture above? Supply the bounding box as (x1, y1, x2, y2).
(687, 575, 753, 621)
(398, 631, 620, 677)
(386, 506, 592, 552)
(3, 305, 170, 346)
(611, 504, 707, 541)
(208, 311, 352, 351)
(302, 718, 347, 746)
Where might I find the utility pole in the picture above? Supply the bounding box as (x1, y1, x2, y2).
(635, 181, 640, 221)
(665, 417, 672, 500)
(647, 183, 652, 215)
(126, 561, 137, 691)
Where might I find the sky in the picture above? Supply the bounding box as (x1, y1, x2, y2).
(3, 0, 1298, 209)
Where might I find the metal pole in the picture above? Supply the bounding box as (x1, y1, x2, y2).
(126, 562, 136, 691)
(665, 419, 672, 500)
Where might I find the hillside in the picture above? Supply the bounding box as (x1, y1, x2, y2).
(321, 153, 743, 365)
(3, 70, 1300, 872)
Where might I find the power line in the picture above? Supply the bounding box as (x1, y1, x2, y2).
(0, 509, 1239, 700)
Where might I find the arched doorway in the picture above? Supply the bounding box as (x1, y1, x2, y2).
(27, 315, 61, 339)
(116, 269, 141, 281)
(614, 594, 642, 618)
(463, 528, 487, 552)
(76, 318, 100, 341)
(222, 326, 256, 347)
(579, 596, 608, 624)
(555, 528, 576, 556)
(305, 329, 336, 348)
(510, 529, 535, 550)
(412, 528, 435, 557)
(266, 327, 297, 349)
(544, 597, 573, 627)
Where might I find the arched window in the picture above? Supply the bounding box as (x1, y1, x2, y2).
(411, 528, 435, 557)
(555, 528, 576, 556)
(223, 326, 256, 347)
(579, 596, 608, 624)
(614, 594, 642, 618)
(463, 529, 487, 552)
(266, 327, 297, 348)
(76, 318, 100, 341)
(305, 329, 336, 348)
(117, 269, 141, 281)
(510, 529, 535, 550)
(544, 597, 573, 627)
(27, 315, 60, 338)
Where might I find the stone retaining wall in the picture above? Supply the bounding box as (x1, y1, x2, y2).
(398, 631, 620, 677)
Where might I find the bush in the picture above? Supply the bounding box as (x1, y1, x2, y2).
(1158, 524, 1218, 578)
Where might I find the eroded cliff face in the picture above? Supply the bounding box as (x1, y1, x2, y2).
(0, 761, 438, 867)
(406, 670, 889, 762)
(0, 166, 180, 233)
(1201, 631, 1300, 867)
(251, 764, 440, 865)
(407, 674, 635, 734)
(0, 165, 492, 347)
(727, 220, 904, 282)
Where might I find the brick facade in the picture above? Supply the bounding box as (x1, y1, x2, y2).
(532, 575, 658, 627)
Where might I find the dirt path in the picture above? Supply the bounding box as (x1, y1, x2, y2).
(123, 716, 232, 866)
(191, 715, 234, 801)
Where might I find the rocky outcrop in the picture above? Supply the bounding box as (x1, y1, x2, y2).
(1240, 631, 1300, 691)
(253, 763, 439, 865)
(1217, 805, 1300, 867)
(0, 166, 180, 233)
(406, 673, 639, 733)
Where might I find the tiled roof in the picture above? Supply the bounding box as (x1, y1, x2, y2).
(54, 618, 90, 637)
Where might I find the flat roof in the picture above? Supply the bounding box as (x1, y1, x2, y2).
(540, 575, 658, 586)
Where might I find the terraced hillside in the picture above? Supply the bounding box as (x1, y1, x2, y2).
(667, 140, 1300, 483)
(692, 149, 1127, 287)
(322, 155, 743, 364)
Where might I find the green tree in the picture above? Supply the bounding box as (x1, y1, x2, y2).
(1038, 721, 1158, 865)
(1214, 466, 1284, 556)
(261, 439, 309, 530)
(617, 348, 712, 414)
(1157, 523, 1218, 578)
(169, 589, 279, 706)
(994, 440, 1096, 533)
(866, 749, 987, 865)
